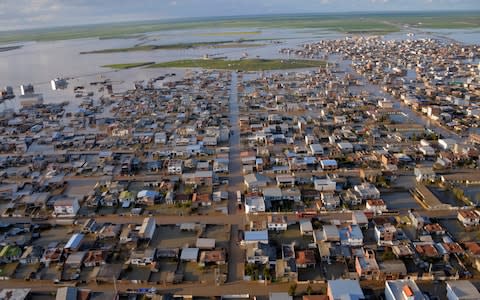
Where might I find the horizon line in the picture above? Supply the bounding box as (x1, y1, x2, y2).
(1, 9, 480, 34)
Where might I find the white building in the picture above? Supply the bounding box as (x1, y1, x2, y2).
(327, 279, 365, 300)
(366, 199, 387, 214)
(154, 132, 167, 144)
(299, 220, 313, 236)
(320, 159, 338, 170)
(245, 195, 266, 214)
(385, 279, 426, 300)
(51, 78, 67, 90)
(414, 167, 436, 182)
(267, 215, 288, 231)
(309, 144, 324, 155)
(53, 199, 79, 217)
(139, 217, 156, 240)
(314, 175, 336, 192)
(20, 84, 34, 95)
(354, 182, 380, 200)
(418, 145, 435, 156)
(337, 141, 354, 153)
(167, 160, 183, 175)
(438, 138, 456, 150)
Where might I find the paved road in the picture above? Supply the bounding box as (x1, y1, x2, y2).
(227, 71, 246, 282)
(0, 279, 322, 296)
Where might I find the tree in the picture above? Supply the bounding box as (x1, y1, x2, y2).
(263, 267, 270, 281)
(382, 251, 396, 261)
(288, 283, 297, 296)
(306, 285, 313, 295)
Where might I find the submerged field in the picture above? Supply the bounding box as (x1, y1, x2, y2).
(102, 62, 155, 69)
(1, 12, 480, 44)
(147, 59, 326, 71)
(80, 40, 268, 54)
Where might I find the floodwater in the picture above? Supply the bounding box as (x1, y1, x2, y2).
(0, 27, 479, 112)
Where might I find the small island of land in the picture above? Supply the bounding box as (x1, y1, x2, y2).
(0, 45, 23, 52)
(147, 59, 326, 71)
(80, 40, 268, 54)
(102, 62, 155, 69)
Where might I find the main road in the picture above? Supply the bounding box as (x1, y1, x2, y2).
(227, 71, 246, 282)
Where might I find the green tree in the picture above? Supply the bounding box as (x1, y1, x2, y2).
(263, 267, 270, 280)
(306, 285, 313, 295)
(288, 283, 297, 296)
(382, 251, 396, 261)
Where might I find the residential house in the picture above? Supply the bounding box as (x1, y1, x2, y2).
(296, 250, 316, 268)
(366, 199, 388, 214)
(340, 225, 363, 247)
(300, 220, 314, 236)
(139, 217, 156, 240)
(375, 223, 398, 246)
(267, 215, 288, 231)
(314, 175, 336, 192)
(64, 233, 84, 252)
(457, 210, 480, 227)
(379, 260, 407, 281)
(355, 248, 380, 280)
(320, 159, 338, 170)
(321, 192, 341, 210)
(130, 248, 156, 265)
(322, 225, 340, 242)
(196, 238, 216, 250)
(180, 248, 199, 262)
(136, 190, 158, 206)
(83, 250, 106, 267)
(243, 230, 269, 245)
(53, 198, 79, 217)
(244, 173, 269, 191)
(414, 167, 436, 182)
(119, 224, 138, 244)
(424, 223, 446, 235)
(415, 243, 439, 259)
(245, 194, 266, 214)
(246, 242, 275, 265)
(199, 249, 226, 267)
(354, 183, 380, 200)
(97, 224, 122, 240)
(327, 279, 365, 300)
(385, 280, 426, 300)
(446, 280, 480, 300)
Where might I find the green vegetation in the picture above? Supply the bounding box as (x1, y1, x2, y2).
(2, 12, 480, 44)
(148, 59, 326, 71)
(101, 62, 155, 69)
(288, 283, 298, 296)
(381, 250, 397, 261)
(81, 39, 268, 54)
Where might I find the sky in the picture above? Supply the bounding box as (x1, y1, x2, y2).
(0, 0, 478, 30)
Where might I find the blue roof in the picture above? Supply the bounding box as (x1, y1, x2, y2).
(65, 233, 84, 249)
(137, 190, 157, 198)
(244, 230, 268, 242)
(328, 279, 364, 300)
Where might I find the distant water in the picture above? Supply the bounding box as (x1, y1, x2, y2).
(0, 27, 478, 112)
